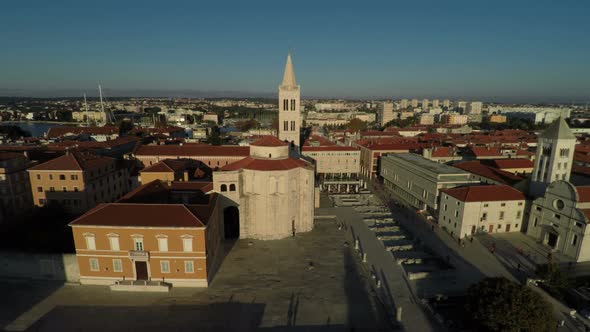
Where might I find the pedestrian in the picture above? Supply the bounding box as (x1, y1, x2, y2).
(470, 236, 474, 244)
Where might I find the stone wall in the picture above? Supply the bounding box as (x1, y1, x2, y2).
(0, 252, 79, 282)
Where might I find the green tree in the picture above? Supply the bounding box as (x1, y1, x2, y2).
(347, 118, 368, 132)
(465, 277, 556, 332)
(208, 126, 222, 146)
(118, 120, 134, 136)
(235, 119, 260, 132)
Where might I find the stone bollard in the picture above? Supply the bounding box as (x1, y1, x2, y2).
(354, 239, 359, 251)
(377, 279, 382, 288)
(362, 253, 367, 263)
(396, 307, 403, 322)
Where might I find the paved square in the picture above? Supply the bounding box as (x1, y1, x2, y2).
(0, 219, 390, 331)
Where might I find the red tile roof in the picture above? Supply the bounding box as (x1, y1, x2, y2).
(579, 209, 590, 223)
(168, 181, 213, 193)
(28, 152, 114, 171)
(69, 198, 218, 228)
(302, 146, 358, 152)
(441, 185, 525, 202)
(0, 152, 26, 161)
(430, 147, 456, 158)
(466, 146, 503, 157)
(577, 186, 590, 203)
(221, 156, 309, 171)
(250, 135, 288, 147)
(453, 161, 524, 185)
(134, 144, 249, 157)
(491, 159, 534, 169)
(141, 159, 188, 173)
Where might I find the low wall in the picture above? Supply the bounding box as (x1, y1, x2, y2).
(0, 252, 79, 282)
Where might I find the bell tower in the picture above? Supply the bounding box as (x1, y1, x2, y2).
(278, 53, 301, 151)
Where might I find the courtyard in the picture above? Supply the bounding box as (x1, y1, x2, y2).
(0, 218, 391, 332)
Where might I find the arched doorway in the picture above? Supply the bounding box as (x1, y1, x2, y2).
(223, 206, 240, 239)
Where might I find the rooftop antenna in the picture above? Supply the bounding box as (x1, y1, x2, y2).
(83, 93, 89, 126)
(98, 84, 106, 124)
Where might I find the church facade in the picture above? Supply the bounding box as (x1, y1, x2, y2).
(525, 117, 590, 262)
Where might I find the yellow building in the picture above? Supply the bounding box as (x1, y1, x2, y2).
(28, 152, 131, 214)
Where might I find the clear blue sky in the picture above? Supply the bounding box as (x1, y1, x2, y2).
(0, 0, 589, 102)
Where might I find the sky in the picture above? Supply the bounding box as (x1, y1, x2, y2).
(0, 0, 589, 102)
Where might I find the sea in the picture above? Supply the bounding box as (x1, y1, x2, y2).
(0, 122, 68, 137)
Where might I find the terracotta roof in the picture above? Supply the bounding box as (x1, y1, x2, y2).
(28, 152, 114, 171)
(579, 209, 590, 223)
(302, 146, 358, 152)
(168, 181, 213, 193)
(69, 202, 210, 228)
(466, 146, 503, 157)
(441, 185, 525, 202)
(491, 159, 534, 169)
(430, 147, 456, 158)
(221, 156, 308, 171)
(453, 161, 524, 185)
(134, 145, 249, 157)
(577, 186, 590, 203)
(0, 152, 26, 161)
(572, 165, 590, 177)
(141, 159, 188, 173)
(250, 135, 288, 147)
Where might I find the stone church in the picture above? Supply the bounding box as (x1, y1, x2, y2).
(213, 54, 315, 240)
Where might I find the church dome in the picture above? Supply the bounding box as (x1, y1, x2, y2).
(250, 135, 289, 159)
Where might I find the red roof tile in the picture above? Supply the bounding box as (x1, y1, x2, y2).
(577, 186, 590, 203)
(134, 144, 249, 157)
(453, 161, 524, 185)
(69, 201, 214, 228)
(491, 159, 534, 169)
(221, 156, 309, 171)
(302, 146, 358, 152)
(28, 152, 114, 171)
(250, 135, 288, 147)
(441, 185, 525, 202)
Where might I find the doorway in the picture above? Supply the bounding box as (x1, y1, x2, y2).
(547, 232, 558, 248)
(135, 261, 148, 280)
(224, 206, 240, 239)
(506, 224, 511, 232)
(488, 225, 494, 233)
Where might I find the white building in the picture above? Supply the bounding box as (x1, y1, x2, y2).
(399, 99, 409, 109)
(466, 102, 482, 114)
(278, 54, 301, 150)
(422, 99, 429, 110)
(443, 99, 450, 108)
(377, 102, 394, 126)
(439, 185, 526, 239)
(529, 117, 576, 197)
(411, 99, 418, 108)
(432, 99, 440, 108)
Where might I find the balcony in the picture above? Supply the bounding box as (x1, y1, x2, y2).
(129, 250, 149, 261)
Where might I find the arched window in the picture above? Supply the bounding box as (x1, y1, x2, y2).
(291, 99, 295, 110)
(229, 184, 236, 191)
(221, 184, 227, 192)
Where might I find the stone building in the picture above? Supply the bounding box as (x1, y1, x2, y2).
(0, 152, 33, 222)
(278, 54, 301, 151)
(213, 136, 315, 240)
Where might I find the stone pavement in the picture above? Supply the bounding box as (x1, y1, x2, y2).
(0, 219, 390, 332)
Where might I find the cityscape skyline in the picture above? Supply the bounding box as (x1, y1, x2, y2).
(0, 1, 589, 102)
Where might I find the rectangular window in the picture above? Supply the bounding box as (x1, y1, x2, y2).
(283, 99, 288, 111)
(59, 174, 66, 180)
(184, 261, 194, 273)
(71, 174, 78, 180)
(517, 211, 522, 219)
(160, 260, 170, 273)
(291, 121, 295, 131)
(283, 121, 288, 131)
(497, 224, 502, 230)
(518, 202, 523, 206)
(49, 187, 55, 192)
(85, 236, 96, 250)
(36, 174, 41, 180)
(109, 237, 120, 251)
(483, 203, 489, 207)
(89, 258, 99, 271)
(501, 203, 506, 207)
(158, 237, 168, 252)
(113, 259, 122, 272)
(482, 212, 487, 221)
(573, 234, 578, 246)
(134, 238, 144, 251)
(499, 211, 505, 220)
(182, 238, 193, 252)
(291, 99, 295, 111)
(49, 174, 53, 180)
(37, 187, 43, 192)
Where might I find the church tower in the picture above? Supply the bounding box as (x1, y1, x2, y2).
(278, 53, 301, 151)
(529, 117, 576, 197)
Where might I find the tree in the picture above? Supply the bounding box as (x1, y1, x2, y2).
(465, 277, 556, 332)
(208, 126, 222, 146)
(118, 120, 134, 136)
(235, 119, 260, 132)
(347, 118, 368, 132)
